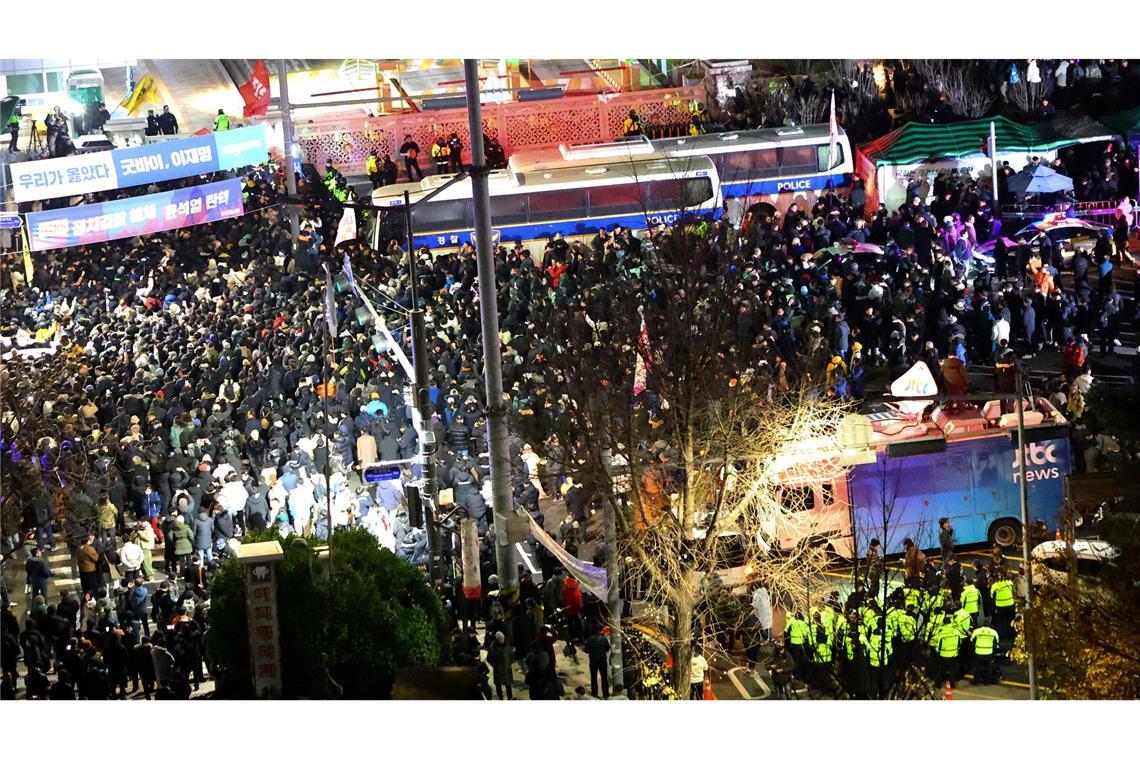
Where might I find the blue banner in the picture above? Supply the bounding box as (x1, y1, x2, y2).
(12, 125, 270, 203)
(27, 178, 244, 252)
(113, 133, 220, 186)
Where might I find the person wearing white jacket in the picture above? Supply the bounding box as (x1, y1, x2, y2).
(120, 536, 145, 581)
(991, 317, 1011, 355)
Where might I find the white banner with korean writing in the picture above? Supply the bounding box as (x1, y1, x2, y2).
(11, 151, 118, 203)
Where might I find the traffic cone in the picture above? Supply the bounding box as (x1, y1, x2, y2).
(944, 681, 954, 700)
(703, 673, 717, 701)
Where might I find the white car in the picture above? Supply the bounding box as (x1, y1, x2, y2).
(972, 217, 1112, 271)
(1030, 538, 1119, 588)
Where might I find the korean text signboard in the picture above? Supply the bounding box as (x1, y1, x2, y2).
(12, 125, 269, 203)
(233, 541, 284, 698)
(26, 178, 244, 251)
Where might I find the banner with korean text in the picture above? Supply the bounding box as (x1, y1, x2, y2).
(26, 178, 244, 251)
(12, 125, 270, 203)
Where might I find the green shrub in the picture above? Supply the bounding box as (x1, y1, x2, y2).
(206, 528, 450, 699)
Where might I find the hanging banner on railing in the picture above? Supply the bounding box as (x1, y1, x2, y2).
(26, 178, 244, 251)
(12, 125, 270, 203)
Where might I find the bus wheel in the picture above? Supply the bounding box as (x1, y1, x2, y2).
(989, 519, 1021, 548)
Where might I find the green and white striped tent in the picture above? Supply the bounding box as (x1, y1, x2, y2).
(855, 115, 1116, 211)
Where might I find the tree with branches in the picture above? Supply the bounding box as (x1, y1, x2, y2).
(513, 209, 854, 697)
(1011, 516, 1140, 699)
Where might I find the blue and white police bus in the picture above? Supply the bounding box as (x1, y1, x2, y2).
(651, 123, 853, 217)
(369, 151, 719, 252)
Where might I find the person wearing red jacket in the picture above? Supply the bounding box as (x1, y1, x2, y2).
(546, 261, 568, 289)
(563, 576, 584, 642)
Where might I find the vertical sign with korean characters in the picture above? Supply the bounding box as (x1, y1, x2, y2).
(232, 541, 285, 698)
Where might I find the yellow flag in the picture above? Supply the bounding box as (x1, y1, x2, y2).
(21, 225, 34, 283)
(120, 74, 162, 117)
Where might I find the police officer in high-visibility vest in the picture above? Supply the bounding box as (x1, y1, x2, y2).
(865, 625, 893, 697)
(990, 571, 1016, 641)
(784, 611, 810, 677)
(623, 109, 642, 136)
(949, 601, 973, 679)
(960, 575, 982, 627)
(970, 625, 1001, 685)
(214, 108, 230, 131)
(431, 137, 450, 175)
(932, 619, 962, 686)
(840, 610, 868, 698)
(807, 613, 834, 695)
(366, 151, 381, 189)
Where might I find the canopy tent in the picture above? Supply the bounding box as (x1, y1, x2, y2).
(1099, 105, 1140, 148)
(855, 114, 1116, 212)
(1007, 164, 1074, 195)
(859, 114, 1111, 166)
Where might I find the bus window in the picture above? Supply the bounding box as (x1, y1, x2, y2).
(718, 151, 755, 182)
(820, 482, 834, 506)
(645, 178, 684, 210)
(414, 198, 471, 231)
(526, 188, 588, 222)
(587, 183, 644, 216)
(817, 143, 844, 172)
(488, 193, 529, 226)
(682, 177, 714, 206)
(781, 486, 815, 511)
(780, 146, 816, 176)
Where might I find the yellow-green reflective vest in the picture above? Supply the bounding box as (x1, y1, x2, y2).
(809, 626, 833, 663)
(971, 626, 999, 656)
(935, 625, 961, 658)
(960, 584, 981, 614)
(903, 587, 922, 609)
(952, 608, 972, 637)
(867, 632, 891, 667)
(991, 579, 1015, 608)
(786, 617, 809, 645)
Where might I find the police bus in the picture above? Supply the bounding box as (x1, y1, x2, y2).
(651, 123, 853, 217)
(369, 152, 719, 251)
(759, 366, 1073, 559)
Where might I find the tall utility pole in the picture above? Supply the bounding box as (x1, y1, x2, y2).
(278, 60, 299, 245)
(604, 492, 624, 691)
(989, 120, 1000, 216)
(1015, 365, 1039, 700)
(404, 191, 443, 587)
(463, 59, 518, 608)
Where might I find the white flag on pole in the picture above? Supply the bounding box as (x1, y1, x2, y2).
(828, 90, 839, 170)
(334, 206, 357, 248)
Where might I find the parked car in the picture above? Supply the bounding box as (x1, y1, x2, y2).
(1030, 538, 1119, 589)
(972, 217, 1112, 271)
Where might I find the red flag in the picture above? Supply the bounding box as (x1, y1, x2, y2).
(633, 315, 651, 395)
(239, 60, 272, 118)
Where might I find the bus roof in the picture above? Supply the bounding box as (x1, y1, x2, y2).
(371, 154, 717, 206)
(651, 124, 848, 155)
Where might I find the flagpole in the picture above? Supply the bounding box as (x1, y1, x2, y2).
(990, 120, 1000, 220)
(278, 60, 300, 249)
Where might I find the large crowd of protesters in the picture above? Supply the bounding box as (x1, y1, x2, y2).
(2, 89, 1139, 698)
